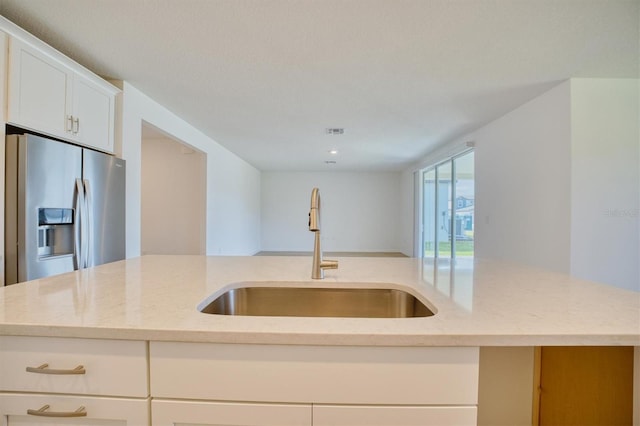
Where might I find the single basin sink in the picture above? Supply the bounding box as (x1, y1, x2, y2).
(198, 283, 435, 318)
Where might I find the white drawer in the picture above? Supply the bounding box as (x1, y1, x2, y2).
(150, 342, 479, 405)
(0, 336, 148, 397)
(0, 392, 149, 425)
(313, 404, 477, 426)
(152, 399, 312, 426)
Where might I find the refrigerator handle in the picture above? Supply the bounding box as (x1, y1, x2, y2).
(74, 179, 84, 270)
(83, 179, 93, 268)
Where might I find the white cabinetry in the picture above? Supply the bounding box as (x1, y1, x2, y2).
(71, 73, 115, 152)
(313, 405, 477, 426)
(0, 393, 149, 426)
(150, 342, 479, 425)
(0, 336, 149, 425)
(6, 37, 69, 138)
(0, 337, 479, 425)
(152, 400, 312, 426)
(7, 37, 117, 153)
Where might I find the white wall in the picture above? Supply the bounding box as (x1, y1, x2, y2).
(474, 81, 573, 273)
(121, 82, 261, 257)
(141, 136, 206, 255)
(261, 172, 401, 252)
(570, 79, 640, 291)
(408, 78, 640, 291)
(399, 169, 416, 256)
(0, 31, 7, 284)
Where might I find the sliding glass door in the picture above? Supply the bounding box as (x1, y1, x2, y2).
(423, 169, 436, 257)
(421, 150, 474, 259)
(436, 161, 452, 257)
(453, 151, 474, 258)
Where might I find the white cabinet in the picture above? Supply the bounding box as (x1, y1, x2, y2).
(152, 400, 312, 426)
(0, 336, 148, 397)
(6, 37, 70, 138)
(71, 73, 116, 152)
(313, 405, 477, 426)
(0, 393, 149, 425)
(7, 37, 117, 153)
(0, 337, 479, 425)
(150, 342, 479, 425)
(0, 336, 149, 425)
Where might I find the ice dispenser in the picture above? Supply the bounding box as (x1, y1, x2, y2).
(37, 208, 74, 258)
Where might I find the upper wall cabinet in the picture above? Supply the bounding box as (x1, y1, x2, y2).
(6, 37, 118, 153)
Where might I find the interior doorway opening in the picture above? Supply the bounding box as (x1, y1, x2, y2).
(141, 122, 206, 255)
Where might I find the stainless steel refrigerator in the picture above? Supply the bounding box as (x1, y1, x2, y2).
(5, 133, 126, 285)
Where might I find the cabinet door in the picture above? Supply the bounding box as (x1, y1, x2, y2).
(538, 346, 634, 425)
(152, 400, 311, 426)
(313, 405, 477, 426)
(7, 37, 72, 139)
(0, 393, 149, 425)
(72, 73, 115, 153)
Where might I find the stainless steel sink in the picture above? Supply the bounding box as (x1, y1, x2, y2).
(199, 284, 435, 318)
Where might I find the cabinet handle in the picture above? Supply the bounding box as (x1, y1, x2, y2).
(27, 405, 87, 418)
(73, 116, 80, 134)
(66, 115, 74, 132)
(26, 363, 86, 375)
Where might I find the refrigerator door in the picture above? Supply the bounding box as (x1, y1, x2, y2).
(5, 134, 82, 284)
(82, 149, 126, 267)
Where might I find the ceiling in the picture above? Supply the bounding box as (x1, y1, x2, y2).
(1, 1, 638, 171)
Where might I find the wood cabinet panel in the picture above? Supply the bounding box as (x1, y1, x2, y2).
(539, 346, 634, 425)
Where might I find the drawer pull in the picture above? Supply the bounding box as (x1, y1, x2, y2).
(27, 405, 87, 418)
(26, 363, 86, 375)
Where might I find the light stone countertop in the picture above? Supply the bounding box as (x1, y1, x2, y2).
(0, 255, 638, 346)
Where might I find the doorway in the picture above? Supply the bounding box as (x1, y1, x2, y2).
(141, 123, 206, 255)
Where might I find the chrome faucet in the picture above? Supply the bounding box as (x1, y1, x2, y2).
(309, 188, 338, 279)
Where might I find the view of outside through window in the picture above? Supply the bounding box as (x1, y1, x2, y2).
(422, 151, 474, 259)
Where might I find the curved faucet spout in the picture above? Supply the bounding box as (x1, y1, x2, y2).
(308, 187, 338, 279)
(309, 187, 320, 232)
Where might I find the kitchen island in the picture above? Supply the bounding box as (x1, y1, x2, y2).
(0, 255, 638, 425)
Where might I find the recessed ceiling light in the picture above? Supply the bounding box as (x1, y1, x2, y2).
(325, 128, 344, 135)
(328, 149, 338, 155)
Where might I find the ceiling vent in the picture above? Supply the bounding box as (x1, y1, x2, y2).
(325, 128, 344, 135)
(325, 160, 337, 164)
